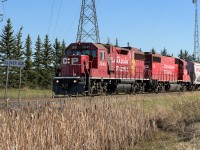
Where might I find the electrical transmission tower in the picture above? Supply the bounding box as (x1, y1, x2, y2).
(193, 0, 199, 60)
(76, 0, 100, 43)
(0, 0, 7, 22)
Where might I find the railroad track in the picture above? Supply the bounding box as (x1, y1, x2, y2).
(0, 90, 197, 108)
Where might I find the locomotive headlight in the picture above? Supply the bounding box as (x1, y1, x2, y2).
(67, 61, 70, 64)
(56, 80, 59, 83)
(67, 58, 70, 61)
(73, 80, 77, 83)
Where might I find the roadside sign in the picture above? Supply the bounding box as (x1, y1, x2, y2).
(4, 59, 25, 67)
(3, 59, 25, 104)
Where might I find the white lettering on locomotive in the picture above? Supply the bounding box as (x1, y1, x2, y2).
(71, 58, 79, 64)
(116, 66, 128, 71)
(164, 70, 172, 74)
(99, 62, 106, 66)
(163, 64, 174, 69)
(63, 58, 67, 64)
(82, 45, 90, 49)
(110, 57, 128, 65)
(72, 45, 90, 50)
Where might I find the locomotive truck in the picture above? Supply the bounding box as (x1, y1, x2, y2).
(53, 42, 200, 96)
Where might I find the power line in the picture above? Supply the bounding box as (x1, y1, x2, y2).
(53, 0, 63, 38)
(2, 0, 7, 20)
(65, 3, 81, 41)
(48, 0, 55, 35)
(0, 0, 7, 22)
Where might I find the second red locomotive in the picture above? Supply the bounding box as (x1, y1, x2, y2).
(53, 42, 200, 96)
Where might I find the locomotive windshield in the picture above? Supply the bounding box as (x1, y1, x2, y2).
(66, 50, 72, 56)
(65, 49, 97, 57)
(82, 50, 90, 55)
(92, 50, 97, 57)
(73, 50, 81, 55)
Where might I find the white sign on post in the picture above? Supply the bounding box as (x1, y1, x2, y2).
(4, 59, 25, 67)
(3, 59, 25, 104)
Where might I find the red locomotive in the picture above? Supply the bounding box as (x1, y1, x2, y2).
(53, 42, 200, 96)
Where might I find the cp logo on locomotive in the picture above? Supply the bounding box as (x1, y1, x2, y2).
(71, 58, 79, 64)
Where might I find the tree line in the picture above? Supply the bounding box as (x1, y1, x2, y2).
(150, 47, 195, 61)
(0, 19, 65, 89)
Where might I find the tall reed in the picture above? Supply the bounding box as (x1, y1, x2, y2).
(0, 96, 156, 149)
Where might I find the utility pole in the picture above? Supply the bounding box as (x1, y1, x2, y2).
(193, 0, 199, 61)
(76, 0, 100, 43)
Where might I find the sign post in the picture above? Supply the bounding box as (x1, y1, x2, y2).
(3, 60, 25, 105)
(4, 66, 9, 106)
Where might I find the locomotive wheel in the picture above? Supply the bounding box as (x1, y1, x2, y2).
(90, 85, 107, 95)
(165, 84, 170, 92)
(90, 85, 97, 94)
(180, 85, 186, 92)
(97, 86, 106, 95)
(154, 87, 158, 94)
(130, 86, 136, 95)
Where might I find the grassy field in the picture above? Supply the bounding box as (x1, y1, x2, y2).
(0, 91, 200, 149)
(0, 88, 52, 99)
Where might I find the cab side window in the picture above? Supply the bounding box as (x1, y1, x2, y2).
(100, 51, 105, 60)
(92, 50, 97, 57)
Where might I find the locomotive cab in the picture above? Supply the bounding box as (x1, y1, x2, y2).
(53, 43, 108, 95)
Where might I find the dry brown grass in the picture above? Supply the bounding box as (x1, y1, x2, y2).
(0, 97, 156, 149)
(1, 92, 200, 149)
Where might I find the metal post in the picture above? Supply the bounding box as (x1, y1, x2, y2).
(4, 66, 9, 107)
(4, 66, 9, 99)
(18, 67, 22, 104)
(194, 0, 199, 60)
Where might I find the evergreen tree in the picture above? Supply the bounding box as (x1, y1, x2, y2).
(0, 19, 16, 88)
(33, 35, 43, 87)
(24, 34, 33, 70)
(41, 34, 54, 88)
(161, 47, 168, 56)
(24, 34, 34, 87)
(115, 38, 118, 47)
(9, 27, 24, 88)
(15, 27, 23, 60)
(178, 49, 184, 59)
(178, 49, 194, 61)
(53, 38, 61, 71)
(60, 39, 66, 56)
(0, 19, 16, 60)
(138, 48, 142, 52)
(184, 50, 194, 61)
(192, 53, 196, 61)
(34, 36, 43, 71)
(151, 48, 156, 53)
(184, 50, 189, 60)
(42, 34, 53, 69)
(107, 37, 110, 45)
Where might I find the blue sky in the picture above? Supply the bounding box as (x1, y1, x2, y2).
(0, 0, 196, 57)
